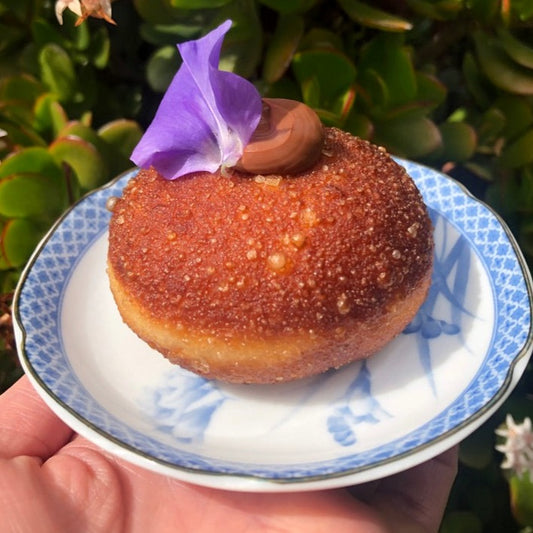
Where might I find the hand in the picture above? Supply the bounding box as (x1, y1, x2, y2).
(0, 377, 457, 533)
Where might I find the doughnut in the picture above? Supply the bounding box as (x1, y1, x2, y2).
(107, 127, 433, 383)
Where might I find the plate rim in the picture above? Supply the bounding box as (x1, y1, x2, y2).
(12, 160, 533, 491)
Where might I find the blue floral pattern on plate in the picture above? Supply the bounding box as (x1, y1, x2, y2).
(143, 373, 227, 444)
(404, 209, 474, 393)
(143, 210, 478, 450)
(13, 159, 533, 491)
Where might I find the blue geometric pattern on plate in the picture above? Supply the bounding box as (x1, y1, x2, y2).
(13, 160, 533, 485)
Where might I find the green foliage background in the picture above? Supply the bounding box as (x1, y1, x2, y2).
(2, 0, 533, 530)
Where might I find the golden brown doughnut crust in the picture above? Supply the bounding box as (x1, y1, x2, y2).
(107, 128, 433, 383)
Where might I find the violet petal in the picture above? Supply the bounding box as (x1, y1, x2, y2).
(131, 20, 262, 179)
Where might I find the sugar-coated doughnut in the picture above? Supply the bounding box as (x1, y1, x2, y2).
(107, 128, 433, 383)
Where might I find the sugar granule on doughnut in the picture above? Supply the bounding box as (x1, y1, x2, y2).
(107, 21, 433, 384)
(108, 126, 433, 383)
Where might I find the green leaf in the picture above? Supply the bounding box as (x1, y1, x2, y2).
(33, 94, 68, 137)
(515, 0, 533, 20)
(357, 69, 389, 111)
(292, 49, 356, 110)
(0, 121, 46, 149)
(0, 74, 44, 104)
(133, 0, 182, 25)
(510, 473, 533, 526)
(49, 137, 108, 190)
(439, 121, 477, 162)
(374, 114, 442, 158)
(0, 269, 21, 294)
(97, 119, 142, 175)
(97, 119, 143, 160)
(0, 218, 42, 269)
(88, 26, 111, 69)
(0, 101, 33, 130)
(58, 119, 136, 178)
(39, 43, 76, 102)
(462, 51, 492, 109)
(500, 128, 533, 168)
(258, 0, 319, 14)
(358, 33, 417, 109)
(0, 147, 63, 181)
(146, 45, 180, 93)
(58, 121, 104, 149)
(485, 175, 521, 220)
(312, 86, 356, 126)
(338, 0, 412, 31)
(0, 173, 64, 218)
(494, 95, 533, 141)
(498, 27, 533, 69)
(262, 76, 301, 100)
(17, 42, 41, 80)
(216, 9, 263, 79)
(300, 77, 320, 108)
(262, 14, 304, 84)
(81, 111, 93, 127)
(415, 72, 447, 110)
(477, 107, 506, 145)
(474, 32, 533, 96)
(0, 147, 68, 213)
(31, 18, 66, 49)
(337, 86, 357, 123)
(344, 111, 374, 139)
(0, 75, 44, 127)
(299, 28, 343, 51)
(66, 12, 91, 51)
(139, 23, 202, 46)
(380, 100, 438, 122)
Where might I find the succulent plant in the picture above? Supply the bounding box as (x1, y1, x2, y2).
(0, 3, 142, 294)
(2, 0, 533, 529)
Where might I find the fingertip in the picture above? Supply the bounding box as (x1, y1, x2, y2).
(0, 376, 73, 459)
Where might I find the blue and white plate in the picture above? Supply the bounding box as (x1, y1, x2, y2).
(13, 160, 533, 492)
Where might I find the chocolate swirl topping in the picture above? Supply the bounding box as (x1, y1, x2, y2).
(236, 98, 324, 175)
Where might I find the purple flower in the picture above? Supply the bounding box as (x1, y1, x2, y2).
(131, 20, 262, 180)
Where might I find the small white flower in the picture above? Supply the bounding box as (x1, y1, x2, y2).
(55, 0, 82, 24)
(496, 414, 533, 476)
(0, 127, 7, 155)
(55, 0, 115, 26)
